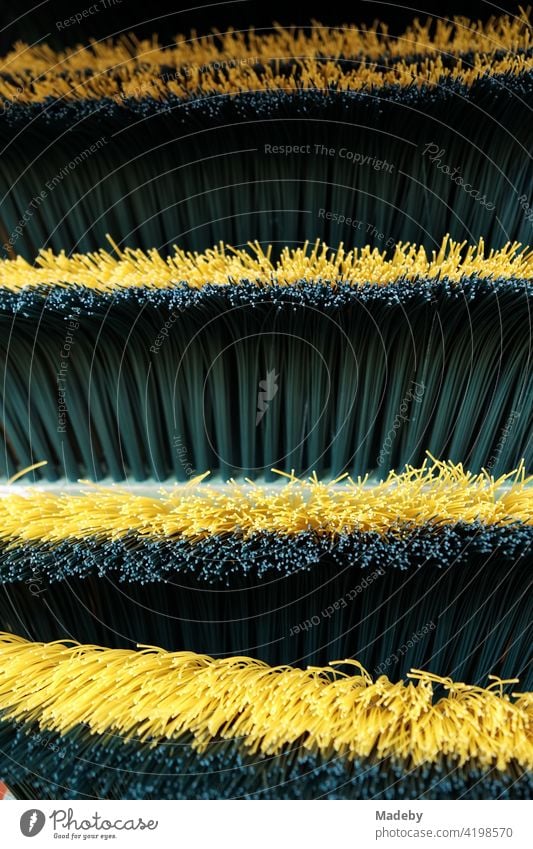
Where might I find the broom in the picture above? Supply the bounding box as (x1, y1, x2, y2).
(0, 11, 530, 800)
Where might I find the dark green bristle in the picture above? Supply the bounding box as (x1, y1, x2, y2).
(0, 524, 531, 686)
(0, 720, 529, 800)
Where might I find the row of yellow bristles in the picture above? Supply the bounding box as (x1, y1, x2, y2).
(0, 458, 531, 545)
(0, 632, 530, 769)
(1, 237, 532, 292)
(0, 14, 531, 103)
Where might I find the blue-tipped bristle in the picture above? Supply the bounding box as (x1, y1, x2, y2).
(0, 720, 530, 800)
(1, 524, 530, 683)
(1, 73, 533, 130)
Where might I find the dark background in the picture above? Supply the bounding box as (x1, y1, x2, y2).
(0, 1, 525, 51)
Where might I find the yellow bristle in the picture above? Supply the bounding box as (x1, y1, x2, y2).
(0, 459, 530, 546)
(0, 631, 530, 768)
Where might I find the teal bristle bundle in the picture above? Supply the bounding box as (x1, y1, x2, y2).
(0, 97, 532, 258)
(0, 721, 530, 801)
(1, 525, 530, 683)
(1, 278, 531, 481)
